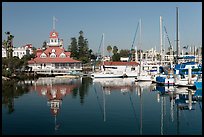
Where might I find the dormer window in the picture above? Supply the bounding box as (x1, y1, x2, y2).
(52, 49, 55, 53)
(40, 53, 47, 58)
(60, 52, 66, 58)
(50, 53, 56, 58)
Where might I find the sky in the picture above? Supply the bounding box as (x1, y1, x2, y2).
(2, 2, 202, 56)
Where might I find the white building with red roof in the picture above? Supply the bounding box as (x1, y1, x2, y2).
(28, 30, 82, 75)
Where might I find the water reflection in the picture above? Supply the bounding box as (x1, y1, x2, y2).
(93, 78, 202, 135)
(2, 77, 202, 135)
(93, 78, 136, 94)
(93, 78, 150, 135)
(155, 85, 202, 135)
(2, 80, 30, 114)
(23, 77, 83, 131)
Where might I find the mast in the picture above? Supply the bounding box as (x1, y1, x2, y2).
(160, 16, 163, 65)
(140, 18, 142, 51)
(103, 87, 106, 122)
(102, 33, 105, 66)
(139, 19, 142, 76)
(176, 7, 179, 64)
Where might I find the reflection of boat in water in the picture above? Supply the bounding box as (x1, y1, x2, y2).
(93, 78, 135, 93)
(156, 85, 175, 94)
(136, 81, 152, 89)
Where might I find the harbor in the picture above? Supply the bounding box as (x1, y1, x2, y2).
(2, 2, 202, 135)
(2, 77, 202, 135)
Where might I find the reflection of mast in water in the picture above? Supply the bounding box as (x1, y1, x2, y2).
(161, 95, 164, 135)
(103, 87, 106, 122)
(169, 92, 174, 122)
(157, 92, 160, 103)
(188, 90, 192, 110)
(139, 87, 143, 135)
(176, 102, 180, 135)
(137, 85, 143, 135)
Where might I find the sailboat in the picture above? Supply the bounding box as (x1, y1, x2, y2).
(134, 19, 152, 82)
(91, 33, 125, 78)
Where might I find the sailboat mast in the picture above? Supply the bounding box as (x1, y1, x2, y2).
(102, 33, 105, 66)
(176, 7, 179, 64)
(160, 16, 163, 65)
(139, 19, 142, 76)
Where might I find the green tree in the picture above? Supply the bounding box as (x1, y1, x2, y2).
(112, 53, 121, 61)
(119, 49, 130, 57)
(42, 40, 47, 50)
(4, 32, 14, 58)
(107, 45, 112, 57)
(68, 37, 78, 59)
(68, 30, 92, 64)
(112, 46, 118, 55)
(31, 47, 37, 57)
(77, 31, 89, 63)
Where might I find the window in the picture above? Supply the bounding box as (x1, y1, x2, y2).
(60, 53, 66, 58)
(40, 53, 47, 58)
(50, 53, 56, 58)
(51, 49, 55, 53)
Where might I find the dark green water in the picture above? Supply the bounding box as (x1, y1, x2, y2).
(2, 77, 202, 135)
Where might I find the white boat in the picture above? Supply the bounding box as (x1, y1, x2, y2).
(93, 78, 136, 93)
(91, 33, 128, 79)
(136, 71, 152, 82)
(93, 77, 135, 86)
(135, 51, 152, 82)
(91, 70, 125, 78)
(98, 61, 139, 78)
(174, 74, 197, 87)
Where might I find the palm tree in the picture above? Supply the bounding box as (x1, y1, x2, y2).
(107, 45, 112, 57)
(4, 32, 14, 58)
(2, 39, 8, 57)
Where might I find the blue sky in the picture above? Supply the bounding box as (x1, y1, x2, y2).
(2, 2, 202, 55)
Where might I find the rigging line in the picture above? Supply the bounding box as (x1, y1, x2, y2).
(127, 90, 140, 131)
(164, 26, 172, 49)
(98, 34, 104, 56)
(94, 34, 104, 71)
(129, 21, 140, 61)
(93, 84, 103, 118)
(125, 21, 140, 72)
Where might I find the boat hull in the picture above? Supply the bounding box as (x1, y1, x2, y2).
(194, 81, 202, 90)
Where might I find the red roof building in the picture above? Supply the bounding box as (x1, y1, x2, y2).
(28, 30, 82, 75)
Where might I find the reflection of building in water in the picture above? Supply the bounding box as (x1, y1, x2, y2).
(29, 77, 81, 130)
(93, 78, 136, 94)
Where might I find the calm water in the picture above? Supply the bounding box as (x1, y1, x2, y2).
(2, 77, 202, 135)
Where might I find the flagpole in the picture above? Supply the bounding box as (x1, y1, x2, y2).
(53, 16, 55, 31)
